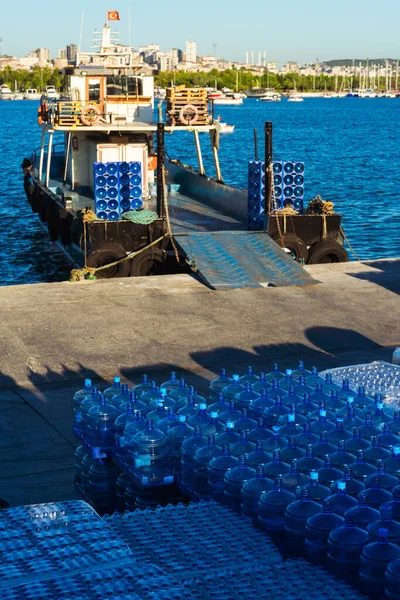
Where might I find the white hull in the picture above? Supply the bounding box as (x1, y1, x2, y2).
(213, 98, 243, 106)
(287, 97, 304, 103)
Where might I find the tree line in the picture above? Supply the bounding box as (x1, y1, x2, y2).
(0, 66, 63, 91)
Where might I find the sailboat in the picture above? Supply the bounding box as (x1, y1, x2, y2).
(287, 81, 303, 102)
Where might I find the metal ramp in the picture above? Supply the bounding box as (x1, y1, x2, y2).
(174, 231, 315, 290)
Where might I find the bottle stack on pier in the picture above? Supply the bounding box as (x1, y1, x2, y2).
(72, 360, 400, 597)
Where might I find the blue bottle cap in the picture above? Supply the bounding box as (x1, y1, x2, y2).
(338, 481, 346, 491)
(114, 376, 121, 384)
(310, 471, 319, 481)
(179, 415, 186, 423)
(288, 414, 295, 423)
(394, 446, 400, 455)
(160, 389, 167, 398)
(377, 403, 384, 409)
(199, 403, 207, 410)
(285, 369, 292, 376)
(84, 379, 91, 387)
(348, 397, 354, 404)
(226, 422, 234, 429)
(210, 412, 218, 419)
(232, 374, 240, 381)
(157, 401, 164, 408)
(272, 426, 280, 434)
(319, 410, 327, 418)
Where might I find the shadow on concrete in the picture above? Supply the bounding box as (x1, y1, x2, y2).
(348, 260, 400, 296)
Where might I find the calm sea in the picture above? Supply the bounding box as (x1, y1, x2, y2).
(1, 98, 399, 285)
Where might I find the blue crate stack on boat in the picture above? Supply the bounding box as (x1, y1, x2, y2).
(93, 161, 143, 220)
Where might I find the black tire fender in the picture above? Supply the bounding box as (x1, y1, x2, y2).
(307, 239, 349, 264)
(272, 233, 308, 263)
(130, 247, 164, 277)
(86, 243, 130, 278)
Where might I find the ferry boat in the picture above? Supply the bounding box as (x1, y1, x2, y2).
(24, 89, 42, 100)
(21, 21, 349, 286)
(260, 90, 281, 102)
(0, 85, 13, 100)
(212, 93, 243, 106)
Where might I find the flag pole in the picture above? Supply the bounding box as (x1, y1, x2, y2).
(128, 8, 131, 47)
(78, 10, 84, 52)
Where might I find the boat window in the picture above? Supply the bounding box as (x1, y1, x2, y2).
(106, 75, 143, 97)
(88, 79, 101, 101)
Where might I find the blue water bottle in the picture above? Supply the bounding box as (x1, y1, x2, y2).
(239, 365, 259, 385)
(368, 505, 400, 543)
(115, 401, 136, 463)
(109, 383, 130, 411)
(181, 426, 207, 490)
(160, 371, 180, 394)
(87, 396, 118, 455)
(281, 458, 310, 493)
(295, 422, 319, 449)
(246, 440, 272, 469)
(292, 360, 311, 381)
(252, 371, 270, 394)
(146, 401, 167, 427)
(103, 376, 122, 402)
(247, 417, 274, 443)
(284, 489, 322, 554)
(194, 435, 222, 498)
(365, 459, 399, 491)
(167, 415, 194, 474)
(207, 444, 238, 503)
(305, 500, 344, 564)
(216, 421, 240, 446)
(344, 492, 381, 529)
(177, 393, 197, 420)
(298, 471, 331, 503)
(346, 427, 372, 453)
(317, 456, 343, 487)
(224, 454, 256, 512)
(310, 410, 336, 435)
(132, 374, 152, 398)
(222, 373, 245, 401)
(386, 446, 400, 479)
(188, 403, 210, 429)
(157, 406, 180, 433)
(327, 418, 352, 445)
(325, 480, 358, 516)
(312, 431, 336, 459)
(258, 477, 296, 533)
(329, 441, 357, 470)
(296, 392, 318, 417)
(279, 412, 303, 438)
(230, 430, 255, 457)
(361, 477, 393, 510)
(235, 382, 260, 414)
(168, 378, 189, 410)
(351, 450, 377, 484)
(264, 450, 291, 479)
(119, 389, 148, 416)
(209, 368, 233, 400)
(378, 423, 400, 449)
(297, 444, 324, 474)
(294, 376, 313, 397)
(233, 408, 257, 434)
(306, 366, 324, 387)
(336, 466, 366, 498)
(265, 363, 285, 383)
(241, 466, 274, 522)
(208, 392, 229, 416)
(280, 436, 306, 463)
(80, 386, 103, 442)
(218, 399, 242, 426)
(327, 513, 369, 583)
(73, 378, 92, 437)
(251, 389, 274, 418)
(359, 527, 400, 597)
(364, 436, 391, 466)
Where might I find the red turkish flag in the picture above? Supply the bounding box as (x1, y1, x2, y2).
(107, 10, 120, 20)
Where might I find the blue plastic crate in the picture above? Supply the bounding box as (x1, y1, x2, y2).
(247, 160, 266, 231)
(93, 161, 143, 220)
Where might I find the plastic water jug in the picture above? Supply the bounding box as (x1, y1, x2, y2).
(368, 505, 400, 543)
(224, 454, 256, 512)
(281, 458, 310, 493)
(222, 374, 245, 401)
(385, 558, 400, 600)
(230, 430, 255, 458)
(310, 399, 336, 423)
(193, 435, 222, 498)
(378, 423, 400, 449)
(258, 477, 296, 533)
(363, 436, 391, 467)
(157, 406, 180, 434)
(295, 423, 319, 449)
(284, 489, 322, 550)
(80, 386, 103, 441)
(119, 390, 148, 416)
(115, 471, 132, 512)
(297, 471, 331, 503)
(279, 369, 295, 392)
(346, 427, 372, 453)
(265, 363, 285, 382)
(295, 393, 318, 417)
(252, 371, 270, 394)
(310, 410, 336, 435)
(241, 466, 274, 521)
(239, 365, 260, 385)
(325, 481, 358, 516)
(128, 419, 171, 486)
(132, 374, 152, 398)
(382, 489, 400, 522)
(354, 385, 374, 412)
(103, 376, 122, 402)
(88, 459, 118, 513)
(306, 366, 324, 387)
(361, 477, 393, 510)
(371, 402, 392, 430)
(247, 417, 274, 443)
(386, 446, 400, 479)
(216, 421, 240, 446)
(390, 412, 400, 437)
(188, 403, 209, 429)
(168, 378, 189, 409)
(310, 382, 330, 406)
(160, 371, 180, 394)
(251, 389, 274, 418)
(281, 385, 299, 407)
(329, 441, 357, 470)
(124, 483, 137, 511)
(365, 459, 399, 490)
(294, 375, 313, 397)
(327, 418, 352, 445)
(351, 450, 377, 484)
(207, 392, 229, 416)
(305, 500, 344, 563)
(140, 380, 161, 406)
(280, 436, 306, 463)
(146, 401, 167, 427)
(297, 444, 324, 474)
(181, 426, 207, 489)
(337, 397, 365, 419)
(74, 445, 87, 491)
(81, 453, 97, 498)
(73, 378, 92, 437)
(209, 368, 232, 400)
(218, 399, 242, 426)
(281, 403, 307, 425)
(322, 373, 340, 394)
(264, 425, 286, 452)
(359, 527, 400, 597)
(246, 440, 272, 469)
(267, 379, 283, 400)
(166, 415, 194, 474)
(292, 360, 312, 380)
(177, 393, 197, 420)
(337, 466, 366, 497)
(359, 414, 382, 440)
(207, 444, 238, 503)
(264, 396, 290, 428)
(108, 383, 130, 412)
(181, 385, 208, 408)
(327, 513, 369, 582)
(317, 456, 344, 487)
(312, 431, 336, 458)
(344, 492, 381, 529)
(235, 382, 260, 414)
(279, 413, 303, 438)
(264, 450, 291, 479)
(342, 406, 364, 430)
(233, 408, 257, 434)
(199, 411, 225, 437)
(115, 402, 136, 463)
(337, 379, 354, 402)
(87, 396, 118, 454)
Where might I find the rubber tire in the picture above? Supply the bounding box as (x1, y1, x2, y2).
(130, 247, 164, 277)
(272, 233, 308, 263)
(86, 243, 131, 279)
(307, 239, 349, 264)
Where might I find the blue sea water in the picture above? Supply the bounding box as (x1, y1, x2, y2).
(1, 98, 399, 285)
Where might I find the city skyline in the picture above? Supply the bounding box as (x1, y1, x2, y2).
(1, 0, 400, 64)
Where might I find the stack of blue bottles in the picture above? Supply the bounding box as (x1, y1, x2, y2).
(87, 396, 118, 455)
(157, 406, 180, 433)
(359, 527, 400, 597)
(325, 480, 358, 516)
(180, 426, 207, 491)
(109, 383, 130, 411)
(73, 378, 92, 437)
(209, 368, 233, 400)
(224, 454, 256, 512)
(114, 401, 136, 463)
(88, 458, 118, 513)
(305, 500, 344, 564)
(368, 505, 400, 543)
(194, 435, 222, 498)
(168, 378, 189, 409)
(79, 386, 103, 443)
(118, 389, 148, 416)
(328, 513, 370, 583)
(258, 477, 296, 533)
(241, 466, 274, 522)
(146, 401, 167, 427)
(208, 444, 238, 503)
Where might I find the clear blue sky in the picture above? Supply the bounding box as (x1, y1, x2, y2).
(2, 0, 400, 64)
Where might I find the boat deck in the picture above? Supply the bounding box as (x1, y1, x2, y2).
(1, 258, 399, 506)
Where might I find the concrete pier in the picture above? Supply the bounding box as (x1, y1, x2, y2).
(1, 258, 399, 506)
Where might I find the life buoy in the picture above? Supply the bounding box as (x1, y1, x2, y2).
(148, 156, 157, 171)
(179, 104, 199, 125)
(80, 104, 101, 127)
(37, 106, 43, 125)
(272, 233, 308, 263)
(86, 243, 131, 279)
(307, 239, 349, 264)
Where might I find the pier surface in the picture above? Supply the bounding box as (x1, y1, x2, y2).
(1, 258, 399, 506)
